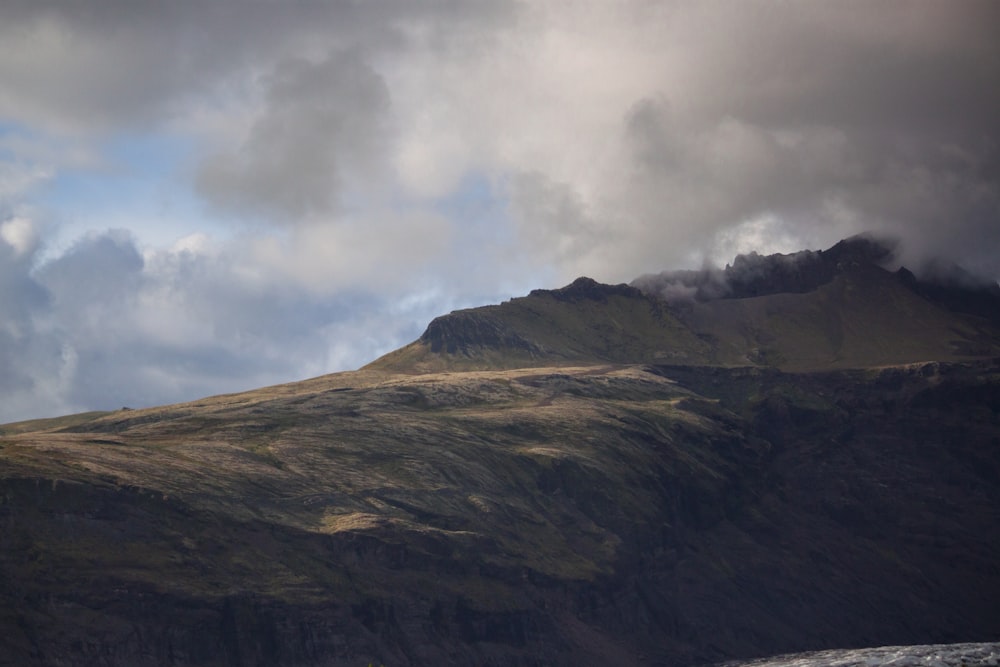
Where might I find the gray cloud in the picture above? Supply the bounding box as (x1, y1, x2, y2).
(591, 1, 1000, 280)
(0, 233, 50, 397)
(196, 51, 391, 222)
(38, 231, 143, 312)
(1, 0, 998, 421)
(4, 0, 992, 276)
(0, 0, 516, 131)
(0, 224, 457, 421)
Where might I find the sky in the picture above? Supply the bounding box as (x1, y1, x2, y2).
(1, 0, 998, 421)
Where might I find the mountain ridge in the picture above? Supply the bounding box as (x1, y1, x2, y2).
(368, 236, 1000, 374)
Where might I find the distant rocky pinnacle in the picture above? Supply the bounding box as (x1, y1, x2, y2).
(531, 276, 645, 301)
(636, 234, 921, 301)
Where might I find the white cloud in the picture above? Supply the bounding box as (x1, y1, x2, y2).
(0, 222, 500, 421)
(0, 216, 38, 256)
(710, 215, 814, 267)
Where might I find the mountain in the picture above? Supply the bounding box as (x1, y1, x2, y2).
(370, 236, 1000, 372)
(2, 237, 1000, 666)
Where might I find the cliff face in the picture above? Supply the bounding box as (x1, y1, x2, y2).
(3, 360, 1000, 666)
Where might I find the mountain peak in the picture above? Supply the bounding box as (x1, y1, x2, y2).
(529, 276, 643, 302)
(819, 233, 897, 268)
(633, 234, 900, 303)
(369, 236, 1000, 373)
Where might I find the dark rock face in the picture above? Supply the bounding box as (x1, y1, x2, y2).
(633, 234, 1000, 310)
(897, 266, 1000, 322)
(722, 231, 899, 298)
(2, 361, 1000, 666)
(631, 235, 895, 303)
(818, 234, 896, 269)
(421, 310, 543, 355)
(420, 277, 649, 359)
(722, 249, 837, 298)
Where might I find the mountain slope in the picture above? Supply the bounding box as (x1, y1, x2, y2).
(3, 361, 1000, 666)
(369, 237, 1000, 372)
(371, 278, 714, 372)
(2, 237, 1000, 666)
(681, 263, 999, 368)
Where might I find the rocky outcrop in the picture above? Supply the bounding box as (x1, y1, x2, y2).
(631, 234, 895, 303)
(421, 309, 543, 356)
(529, 276, 645, 302)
